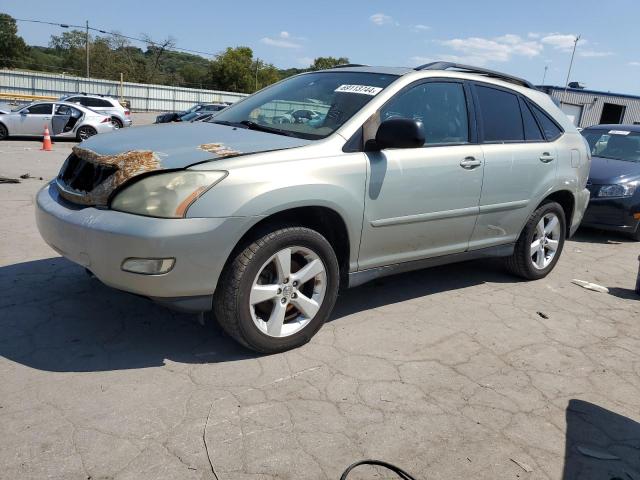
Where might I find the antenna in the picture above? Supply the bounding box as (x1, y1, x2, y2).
(562, 35, 581, 105)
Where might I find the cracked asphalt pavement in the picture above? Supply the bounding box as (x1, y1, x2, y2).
(1, 127, 640, 479)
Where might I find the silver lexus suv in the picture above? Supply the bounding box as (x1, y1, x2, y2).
(36, 63, 590, 353)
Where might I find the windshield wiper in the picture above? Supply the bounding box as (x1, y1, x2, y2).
(209, 119, 244, 127)
(239, 120, 295, 137)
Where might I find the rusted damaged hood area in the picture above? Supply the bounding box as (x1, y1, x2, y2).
(56, 122, 312, 205)
(77, 122, 312, 168)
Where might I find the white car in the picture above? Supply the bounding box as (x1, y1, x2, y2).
(0, 101, 115, 141)
(60, 94, 132, 129)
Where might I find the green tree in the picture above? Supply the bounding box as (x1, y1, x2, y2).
(209, 46, 255, 93)
(0, 13, 27, 68)
(49, 29, 88, 74)
(310, 56, 350, 71)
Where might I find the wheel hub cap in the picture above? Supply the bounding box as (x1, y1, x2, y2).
(249, 246, 327, 338)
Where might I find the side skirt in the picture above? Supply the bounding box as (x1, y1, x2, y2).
(348, 243, 515, 288)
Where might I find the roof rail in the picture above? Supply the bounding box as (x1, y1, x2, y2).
(414, 61, 534, 89)
(330, 63, 369, 69)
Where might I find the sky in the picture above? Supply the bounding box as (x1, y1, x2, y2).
(3, 0, 638, 94)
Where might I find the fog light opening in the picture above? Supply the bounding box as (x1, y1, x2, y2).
(121, 257, 175, 275)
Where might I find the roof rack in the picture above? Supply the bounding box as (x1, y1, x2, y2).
(414, 61, 534, 89)
(330, 63, 369, 69)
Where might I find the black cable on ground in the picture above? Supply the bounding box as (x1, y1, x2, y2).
(340, 460, 417, 480)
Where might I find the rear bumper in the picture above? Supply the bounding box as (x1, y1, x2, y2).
(570, 188, 591, 237)
(35, 183, 251, 311)
(581, 194, 640, 234)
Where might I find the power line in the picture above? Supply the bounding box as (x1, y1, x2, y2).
(2, 16, 218, 58)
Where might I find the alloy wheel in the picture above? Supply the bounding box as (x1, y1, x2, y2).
(530, 213, 561, 270)
(249, 246, 327, 338)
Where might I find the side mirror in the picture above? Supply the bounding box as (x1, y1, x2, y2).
(20, 111, 27, 115)
(372, 118, 425, 150)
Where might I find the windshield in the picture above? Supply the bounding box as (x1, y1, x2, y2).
(208, 71, 398, 140)
(583, 129, 640, 162)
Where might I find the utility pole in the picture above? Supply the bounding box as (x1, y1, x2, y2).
(562, 34, 581, 105)
(254, 58, 260, 92)
(542, 65, 548, 85)
(85, 20, 90, 79)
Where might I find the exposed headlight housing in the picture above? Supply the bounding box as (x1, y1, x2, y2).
(597, 183, 637, 198)
(111, 170, 227, 218)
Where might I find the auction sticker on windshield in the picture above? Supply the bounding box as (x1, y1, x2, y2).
(609, 130, 630, 135)
(334, 84, 383, 95)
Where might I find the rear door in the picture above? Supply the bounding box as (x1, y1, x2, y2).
(469, 83, 559, 249)
(16, 103, 53, 135)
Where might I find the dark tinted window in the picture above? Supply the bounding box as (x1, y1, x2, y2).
(93, 98, 112, 107)
(476, 85, 523, 142)
(381, 82, 469, 145)
(65, 97, 81, 104)
(529, 103, 563, 141)
(25, 103, 52, 114)
(520, 99, 544, 141)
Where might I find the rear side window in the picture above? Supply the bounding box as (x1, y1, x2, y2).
(529, 103, 563, 141)
(520, 99, 544, 141)
(476, 85, 524, 142)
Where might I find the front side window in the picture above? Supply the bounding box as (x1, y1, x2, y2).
(24, 104, 52, 115)
(379, 81, 469, 145)
(582, 129, 640, 162)
(210, 71, 398, 140)
(476, 85, 524, 142)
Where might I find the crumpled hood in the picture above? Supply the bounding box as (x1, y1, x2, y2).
(56, 121, 312, 207)
(79, 121, 313, 169)
(589, 156, 640, 184)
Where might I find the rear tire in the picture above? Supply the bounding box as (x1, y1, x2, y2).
(0, 123, 7, 140)
(213, 226, 340, 353)
(111, 117, 123, 129)
(76, 126, 97, 141)
(505, 201, 566, 280)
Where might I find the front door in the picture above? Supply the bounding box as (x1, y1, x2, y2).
(358, 80, 484, 270)
(16, 103, 53, 135)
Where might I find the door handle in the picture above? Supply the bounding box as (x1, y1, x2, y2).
(44, 117, 51, 120)
(460, 156, 482, 169)
(539, 152, 555, 163)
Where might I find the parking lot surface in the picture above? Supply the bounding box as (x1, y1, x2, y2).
(1, 126, 639, 479)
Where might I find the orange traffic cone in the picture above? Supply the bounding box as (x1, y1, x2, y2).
(41, 126, 52, 151)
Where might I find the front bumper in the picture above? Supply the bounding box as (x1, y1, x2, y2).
(581, 193, 640, 234)
(36, 183, 251, 311)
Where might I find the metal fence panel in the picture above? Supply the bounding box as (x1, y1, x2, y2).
(0, 69, 248, 112)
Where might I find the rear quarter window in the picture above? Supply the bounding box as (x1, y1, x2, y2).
(529, 102, 563, 141)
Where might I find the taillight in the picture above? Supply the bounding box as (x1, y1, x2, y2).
(125, 110, 130, 116)
(101, 117, 111, 123)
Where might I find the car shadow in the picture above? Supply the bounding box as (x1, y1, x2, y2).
(572, 227, 636, 245)
(562, 399, 640, 479)
(0, 256, 520, 372)
(331, 257, 519, 320)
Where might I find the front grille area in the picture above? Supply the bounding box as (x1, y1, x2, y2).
(58, 153, 117, 193)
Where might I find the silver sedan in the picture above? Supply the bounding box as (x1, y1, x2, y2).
(0, 101, 114, 141)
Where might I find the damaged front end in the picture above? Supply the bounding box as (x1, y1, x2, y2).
(56, 146, 162, 206)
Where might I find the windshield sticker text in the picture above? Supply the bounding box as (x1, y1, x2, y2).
(334, 84, 383, 96)
(608, 130, 630, 135)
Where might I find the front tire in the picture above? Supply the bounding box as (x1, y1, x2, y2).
(505, 201, 566, 280)
(214, 226, 340, 353)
